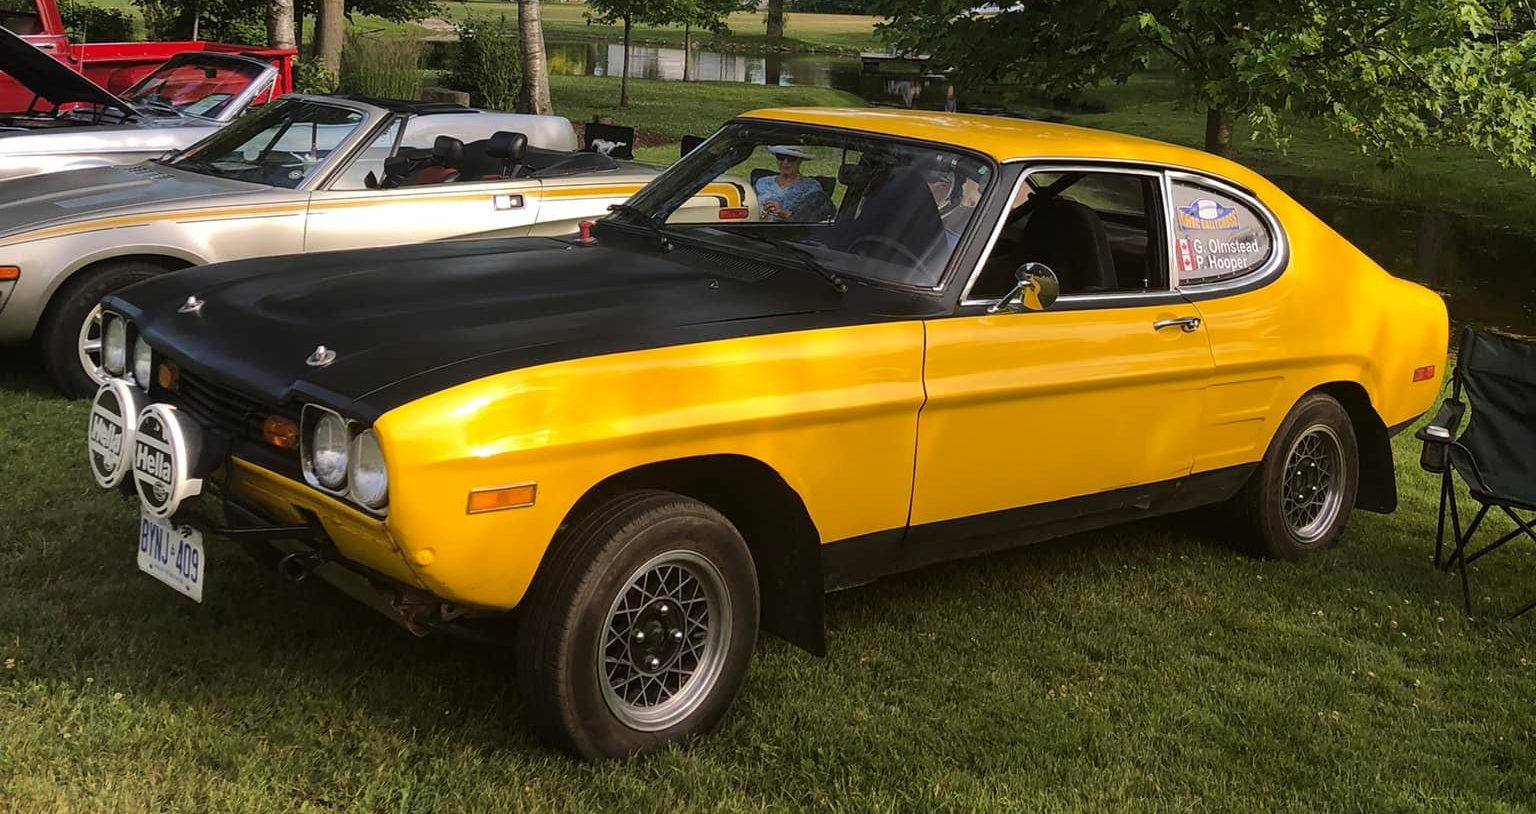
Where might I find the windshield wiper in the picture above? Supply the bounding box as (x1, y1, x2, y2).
(606, 203, 673, 251)
(730, 232, 847, 294)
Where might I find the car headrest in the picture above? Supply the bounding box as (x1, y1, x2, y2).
(432, 135, 464, 166)
(838, 163, 872, 189)
(488, 130, 528, 162)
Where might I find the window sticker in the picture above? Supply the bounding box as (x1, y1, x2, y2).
(1171, 181, 1273, 284)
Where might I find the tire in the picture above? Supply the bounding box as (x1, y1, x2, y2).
(1227, 392, 1360, 560)
(514, 490, 759, 761)
(37, 261, 165, 398)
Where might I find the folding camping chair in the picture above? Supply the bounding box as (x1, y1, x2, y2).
(1417, 327, 1536, 618)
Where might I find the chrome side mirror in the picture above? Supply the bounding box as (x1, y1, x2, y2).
(987, 262, 1060, 314)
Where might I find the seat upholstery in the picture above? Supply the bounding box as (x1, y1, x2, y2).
(407, 135, 464, 186)
(1013, 199, 1119, 293)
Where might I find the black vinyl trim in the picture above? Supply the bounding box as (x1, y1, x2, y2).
(822, 463, 1256, 590)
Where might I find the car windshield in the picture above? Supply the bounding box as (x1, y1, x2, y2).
(121, 58, 268, 119)
(166, 99, 367, 189)
(620, 120, 995, 288)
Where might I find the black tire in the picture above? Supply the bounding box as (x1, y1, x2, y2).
(37, 261, 165, 398)
(1227, 392, 1360, 560)
(515, 490, 759, 761)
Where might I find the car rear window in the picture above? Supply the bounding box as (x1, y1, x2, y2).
(1170, 180, 1274, 285)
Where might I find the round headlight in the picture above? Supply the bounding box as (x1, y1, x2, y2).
(309, 412, 349, 490)
(132, 336, 152, 391)
(103, 315, 127, 375)
(348, 430, 388, 509)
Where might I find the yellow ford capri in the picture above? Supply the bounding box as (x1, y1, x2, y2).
(86, 108, 1448, 760)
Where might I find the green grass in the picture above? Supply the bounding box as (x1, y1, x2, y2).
(4, 350, 1535, 811)
(1038, 74, 1536, 231)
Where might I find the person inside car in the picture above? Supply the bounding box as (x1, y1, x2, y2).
(756, 145, 835, 223)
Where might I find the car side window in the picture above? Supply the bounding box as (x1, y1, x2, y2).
(329, 118, 403, 190)
(1169, 179, 1274, 285)
(970, 169, 1168, 301)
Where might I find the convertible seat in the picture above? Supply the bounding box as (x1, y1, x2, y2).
(407, 135, 464, 185)
(468, 130, 528, 180)
(1013, 198, 1118, 294)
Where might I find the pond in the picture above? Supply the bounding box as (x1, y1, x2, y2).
(426, 37, 1535, 335)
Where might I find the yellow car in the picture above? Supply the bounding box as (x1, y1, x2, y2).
(85, 108, 1449, 761)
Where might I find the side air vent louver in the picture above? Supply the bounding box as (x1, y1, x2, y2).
(672, 245, 779, 282)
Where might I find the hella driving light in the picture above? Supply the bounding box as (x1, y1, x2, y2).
(348, 430, 388, 509)
(132, 336, 153, 391)
(103, 314, 127, 375)
(308, 411, 349, 490)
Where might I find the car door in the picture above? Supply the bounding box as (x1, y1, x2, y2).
(910, 165, 1216, 537)
(303, 117, 543, 252)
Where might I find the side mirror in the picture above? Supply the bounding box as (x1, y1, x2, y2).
(987, 262, 1060, 314)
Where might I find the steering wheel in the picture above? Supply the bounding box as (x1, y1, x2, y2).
(847, 234, 924, 268)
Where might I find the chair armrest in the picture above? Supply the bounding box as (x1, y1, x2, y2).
(1417, 399, 1465, 472)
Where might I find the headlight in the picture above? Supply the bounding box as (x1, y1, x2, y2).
(132, 336, 152, 391)
(103, 315, 127, 375)
(347, 430, 388, 509)
(309, 412, 349, 490)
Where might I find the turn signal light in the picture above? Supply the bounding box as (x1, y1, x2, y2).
(467, 483, 537, 514)
(1413, 365, 1436, 382)
(156, 362, 179, 391)
(717, 207, 750, 220)
(0, 266, 18, 281)
(263, 416, 300, 450)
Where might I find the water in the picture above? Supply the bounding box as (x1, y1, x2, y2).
(425, 37, 1536, 332)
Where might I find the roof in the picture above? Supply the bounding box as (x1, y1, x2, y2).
(333, 94, 475, 115)
(737, 107, 1257, 183)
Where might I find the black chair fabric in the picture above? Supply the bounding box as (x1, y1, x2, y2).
(1452, 329, 1536, 509)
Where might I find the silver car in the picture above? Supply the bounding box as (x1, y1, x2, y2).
(0, 27, 283, 180)
(0, 93, 754, 396)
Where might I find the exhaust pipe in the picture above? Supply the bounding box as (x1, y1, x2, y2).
(277, 552, 320, 583)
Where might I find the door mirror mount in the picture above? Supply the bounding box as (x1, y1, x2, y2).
(987, 262, 1060, 314)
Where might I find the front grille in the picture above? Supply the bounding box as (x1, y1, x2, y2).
(170, 368, 295, 452)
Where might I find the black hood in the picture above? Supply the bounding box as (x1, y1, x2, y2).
(0, 27, 139, 115)
(106, 233, 941, 418)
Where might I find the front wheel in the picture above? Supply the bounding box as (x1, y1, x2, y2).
(514, 490, 759, 761)
(1227, 392, 1360, 560)
(37, 261, 165, 398)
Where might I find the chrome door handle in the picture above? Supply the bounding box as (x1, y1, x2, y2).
(1153, 317, 1202, 333)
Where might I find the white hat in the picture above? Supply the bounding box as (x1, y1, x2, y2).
(767, 145, 815, 160)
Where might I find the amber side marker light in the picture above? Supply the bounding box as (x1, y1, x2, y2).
(156, 362, 179, 391)
(263, 416, 300, 450)
(1413, 365, 1437, 383)
(0, 266, 18, 281)
(467, 483, 537, 514)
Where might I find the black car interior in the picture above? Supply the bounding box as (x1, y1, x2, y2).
(372, 129, 621, 189)
(970, 171, 1167, 300)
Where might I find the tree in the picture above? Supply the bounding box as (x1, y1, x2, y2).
(871, 0, 1536, 169)
(268, 0, 296, 50)
(314, 0, 345, 77)
(765, 0, 784, 42)
(585, 0, 670, 108)
(661, 0, 755, 80)
(520, 0, 553, 114)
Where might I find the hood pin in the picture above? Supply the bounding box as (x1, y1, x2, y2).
(178, 295, 203, 314)
(306, 345, 337, 367)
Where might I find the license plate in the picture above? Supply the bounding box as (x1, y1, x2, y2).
(137, 511, 204, 603)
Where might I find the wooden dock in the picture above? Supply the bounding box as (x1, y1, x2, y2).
(860, 50, 933, 73)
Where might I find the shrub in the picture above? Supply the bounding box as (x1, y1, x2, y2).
(445, 14, 520, 112)
(293, 58, 339, 95)
(59, 0, 136, 42)
(339, 34, 423, 101)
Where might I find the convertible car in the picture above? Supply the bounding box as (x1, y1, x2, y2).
(87, 108, 1447, 760)
(0, 26, 288, 180)
(0, 93, 751, 395)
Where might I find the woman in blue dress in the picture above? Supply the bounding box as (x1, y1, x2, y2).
(754, 145, 835, 223)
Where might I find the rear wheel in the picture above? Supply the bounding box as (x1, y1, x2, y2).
(515, 490, 759, 761)
(38, 261, 165, 398)
(1228, 392, 1359, 559)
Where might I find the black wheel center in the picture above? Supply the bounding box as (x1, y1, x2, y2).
(626, 599, 685, 674)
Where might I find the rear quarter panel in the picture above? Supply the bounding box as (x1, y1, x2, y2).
(1186, 170, 1449, 474)
(373, 322, 926, 609)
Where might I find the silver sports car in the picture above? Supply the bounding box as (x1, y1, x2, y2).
(0, 27, 283, 180)
(0, 93, 754, 396)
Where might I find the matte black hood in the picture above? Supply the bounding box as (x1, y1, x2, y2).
(0, 27, 139, 116)
(106, 234, 925, 417)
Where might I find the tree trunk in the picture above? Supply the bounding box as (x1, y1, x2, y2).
(295, 13, 304, 56)
(683, 22, 691, 81)
(1204, 107, 1233, 157)
(765, 0, 784, 43)
(619, 16, 631, 109)
(316, 0, 345, 78)
(267, 0, 296, 50)
(518, 0, 553, 114)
